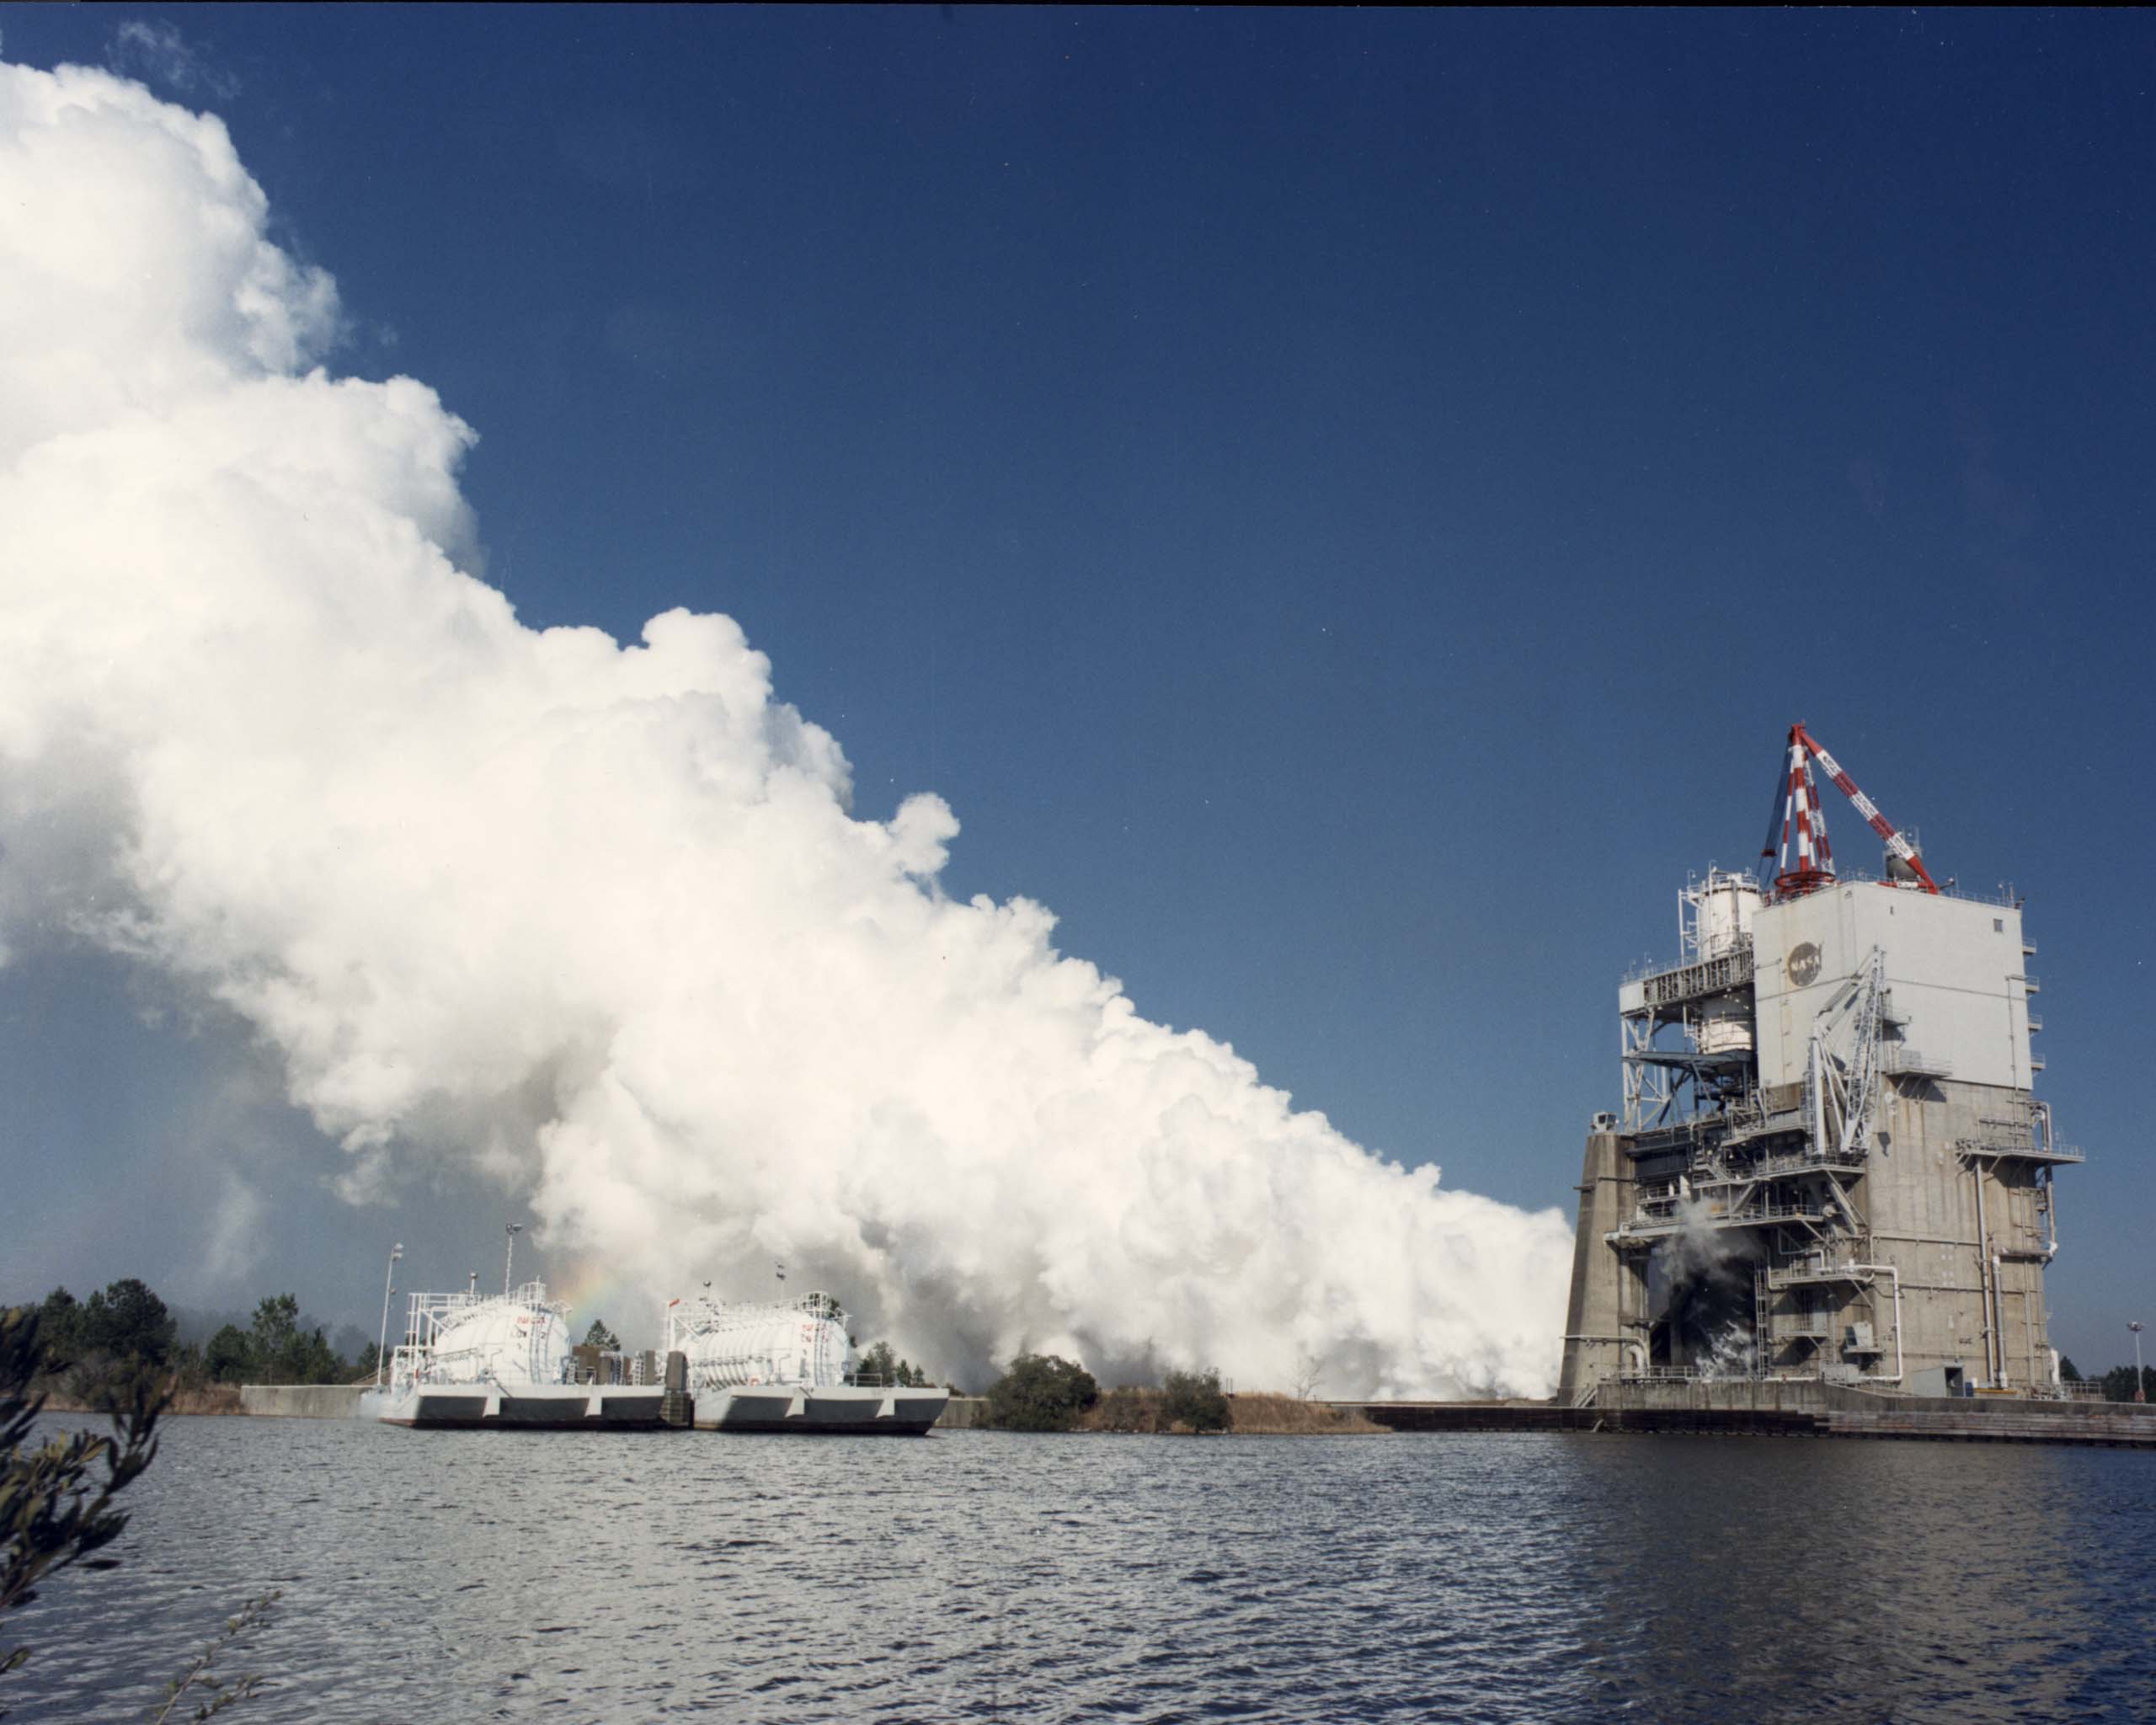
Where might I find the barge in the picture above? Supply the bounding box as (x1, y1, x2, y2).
(668, 1289, 947, 1435)
(360, 1279, 676, 1430)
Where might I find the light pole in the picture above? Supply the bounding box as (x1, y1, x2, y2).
(504, 1222, 523, 1296)
(2132, 1322, 2146, 1404)
(376, 1242, 403, 1389)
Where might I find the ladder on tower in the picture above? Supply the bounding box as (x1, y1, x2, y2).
(1753, 1265, 1773, 1377)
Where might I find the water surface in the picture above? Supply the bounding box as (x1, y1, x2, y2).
(10, 1416, 2153, 1722)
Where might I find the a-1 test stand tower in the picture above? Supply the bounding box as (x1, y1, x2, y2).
(1560, 723, 2079, 1403)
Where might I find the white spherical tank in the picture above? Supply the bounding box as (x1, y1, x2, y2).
(427, 1297, 570, 1386)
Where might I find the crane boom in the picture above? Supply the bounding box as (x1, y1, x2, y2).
(1780, 722, 1941, 895)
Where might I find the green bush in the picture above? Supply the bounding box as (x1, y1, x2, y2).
(984, 1354, 1098, 1431)
(1161, 1368, 1231, 1434)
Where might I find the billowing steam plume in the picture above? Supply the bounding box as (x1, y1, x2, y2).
(0, 61, 1572, 1397)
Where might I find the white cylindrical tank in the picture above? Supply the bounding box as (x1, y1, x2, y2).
(1694, 996, 1754, 1055)
(427, 1296, 570, 1387)
(671, 1299, 854, 1391)
(1697, 872, 1762, 960)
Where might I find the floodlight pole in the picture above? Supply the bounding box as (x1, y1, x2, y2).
(376, 1242, 403, 1389)
(504, 1223, 523, 1296)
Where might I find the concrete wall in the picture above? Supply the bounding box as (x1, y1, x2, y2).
(1601, 1378, 1833, 1413)
(1857, 1076, 2054, 1389)
(1595, 1378, 2156, 1446)
(1558, 1130, 1644, 1403)
(934, 1396, 990, 1429)
(240, 1384, 368, 1418)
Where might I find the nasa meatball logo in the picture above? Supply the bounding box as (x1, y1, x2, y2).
(1787, 942, 1822, 986)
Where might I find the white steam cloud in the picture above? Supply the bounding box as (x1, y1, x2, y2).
(0, 61, 1572, 1397)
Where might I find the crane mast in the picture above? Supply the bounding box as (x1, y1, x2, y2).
(1763, 722, 1940, 898)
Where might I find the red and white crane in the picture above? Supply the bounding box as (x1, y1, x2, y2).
(1760, 722, 1940, 899)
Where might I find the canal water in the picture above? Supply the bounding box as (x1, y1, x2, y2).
(9, 1416, 2153, 1722)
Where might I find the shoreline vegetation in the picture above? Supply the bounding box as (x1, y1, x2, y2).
(32, 1281, 2149, 1434)
(1077, 1390, 1383, 1436)
(40, 1386, 1386, 1434)
(37, 1382, 247, 1418)
(971, 1354, 1381, 1435)
(40, 1379, 1387, 1434)
(13, 1283, 1395, 1434)
(17, 1278, 374, 1420)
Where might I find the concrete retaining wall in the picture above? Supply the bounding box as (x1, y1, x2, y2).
(1331, 1386, 2156, 1446)
(1348, 1402, 1598, 1434)
(1593, 1380, 2156, 1446)
(1599, 1379, 1833, 1413)
(934, 1396, 990, 1429)
(239, 1384, 368, 1418)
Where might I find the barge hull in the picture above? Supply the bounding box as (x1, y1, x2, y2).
(362, 1385, 674, 1430)
(694, 1385, 948, 1435)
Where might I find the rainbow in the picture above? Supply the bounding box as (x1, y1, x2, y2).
(547, 1262, 657, 1348)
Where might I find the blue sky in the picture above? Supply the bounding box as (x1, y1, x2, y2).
(1, 6, 2150, 1369)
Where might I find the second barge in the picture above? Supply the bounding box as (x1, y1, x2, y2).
(668, 1290, 948, 1435)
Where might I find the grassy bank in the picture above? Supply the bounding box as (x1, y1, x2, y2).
(1074, 1389, 1383, 1435)
(34, 1379, 244, 1417)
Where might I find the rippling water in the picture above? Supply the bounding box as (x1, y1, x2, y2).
(9, 1416, 2154, 1722)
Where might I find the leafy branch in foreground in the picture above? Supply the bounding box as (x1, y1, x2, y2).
(147, 1591, 280, 1724)
(0, 1306, 167, 1712)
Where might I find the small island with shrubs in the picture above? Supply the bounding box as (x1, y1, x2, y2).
(974, 1354, 1380, 1435)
